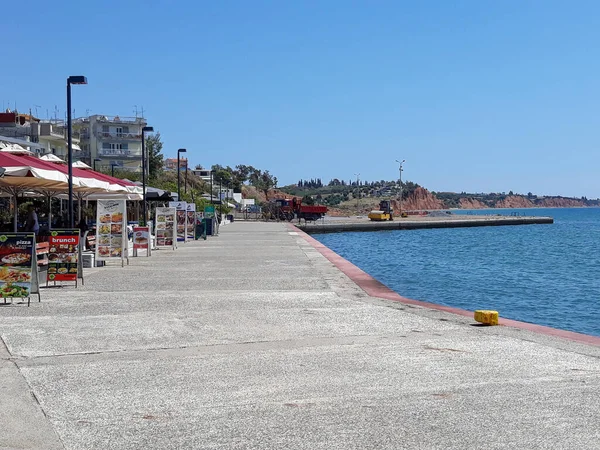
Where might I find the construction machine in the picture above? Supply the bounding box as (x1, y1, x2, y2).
(368, 200, 394, 221)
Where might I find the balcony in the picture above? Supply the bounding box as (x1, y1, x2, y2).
(97, 149, 142, 158)
(95, 131, 143, 141)
(39, 123, 80, 143)
(94, 115, 146, 125)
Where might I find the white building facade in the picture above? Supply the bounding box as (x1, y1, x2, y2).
(76, 115, 146, 172)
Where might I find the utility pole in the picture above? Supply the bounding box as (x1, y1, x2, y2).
(354, 173, 360, 215)
(395, 159, 405, 215)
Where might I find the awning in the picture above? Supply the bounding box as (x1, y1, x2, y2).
(0, 135, 45, 150)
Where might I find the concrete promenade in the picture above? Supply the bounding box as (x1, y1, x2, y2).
(1, 221, 600, 449)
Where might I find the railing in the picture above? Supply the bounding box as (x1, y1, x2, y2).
(97, 149, 141, 157)
(94, 115, 146, 124)
(49, 128, 65, 138)
(95, 131, 142, 140)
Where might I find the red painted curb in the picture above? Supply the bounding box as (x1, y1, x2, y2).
(289, 224, 600, 347)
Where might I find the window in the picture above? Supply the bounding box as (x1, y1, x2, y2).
(115, 127, 123, 137)
(102, 125, 109, 132)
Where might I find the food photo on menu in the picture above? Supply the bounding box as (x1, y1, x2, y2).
(134, 232, 148, 246)
(0, 266, 31, 283)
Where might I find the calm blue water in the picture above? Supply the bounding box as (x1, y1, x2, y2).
(315, 208, 600, 337)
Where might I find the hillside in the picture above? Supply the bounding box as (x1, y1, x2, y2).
(278, 178, 600, 215)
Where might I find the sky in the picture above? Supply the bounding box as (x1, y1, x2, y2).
(2, 0, 599, 197)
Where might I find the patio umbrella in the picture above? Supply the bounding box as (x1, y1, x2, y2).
(0, 153, 73, 231)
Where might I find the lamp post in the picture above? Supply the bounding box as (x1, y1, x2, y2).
(396, 159, 406, 215)
(210, 170, 214, 205)
(141, 126, 154, 226)
(184, 159, 188, 194)
(219, 178, 222, 218)
(177, 148, 186, 200)
(354, 173, 360, 215)
(67, 75, 87, 228)
(93, 158, 101, 171)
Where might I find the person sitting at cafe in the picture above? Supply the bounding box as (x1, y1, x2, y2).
(78, 217, 89, 236)
(25, 205, 39, 234)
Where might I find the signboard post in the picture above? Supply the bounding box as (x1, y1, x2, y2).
(0, 232, 40, 306)
(186, 203, 196, 241)
(132, 226, 150, 257)
(155, 207, 176, 250)
(96, 200, 128, 267)
(169, 201, 188, 243)
(47, 229, 81, 287)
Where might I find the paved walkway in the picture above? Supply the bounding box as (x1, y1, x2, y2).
(1, 222, 600, 449)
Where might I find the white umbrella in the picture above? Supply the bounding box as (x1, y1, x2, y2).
(40, 154, 66, 163)
(73, 160, 92, 169)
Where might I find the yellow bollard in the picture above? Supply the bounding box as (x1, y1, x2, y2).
(474, 310, 499, 326)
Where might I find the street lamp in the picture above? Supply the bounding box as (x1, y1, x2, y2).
(396, 159, 406, 215)
(141, 126, 154, 226)
(93, 158, 101, 171)
(67, 75, 87, 228)
(210, 170, 214, 205)
(354, 173, 360, 215)
(177, 148, 186, 199)
(184, 158, 188, 195)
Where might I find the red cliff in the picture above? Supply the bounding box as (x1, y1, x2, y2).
(459, 198, 488, 209)
(393, 187, 445, 212)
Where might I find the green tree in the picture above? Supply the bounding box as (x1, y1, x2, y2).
(146, 132, 164, 180)
(250, 169, 278, 201)
(302, 195, 315, 205)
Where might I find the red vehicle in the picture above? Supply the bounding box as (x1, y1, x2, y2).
(273, 198, 327, 222)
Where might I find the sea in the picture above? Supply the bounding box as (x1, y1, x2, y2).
(314, 208, 600, 337)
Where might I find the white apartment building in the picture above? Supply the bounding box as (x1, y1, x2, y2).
(75, 115, 147, 172)
(30, 121, 82, 160)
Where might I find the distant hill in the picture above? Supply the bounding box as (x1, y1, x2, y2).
(277, 178, 600, 215)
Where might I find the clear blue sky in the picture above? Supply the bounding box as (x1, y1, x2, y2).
(3, 0, 599, 197)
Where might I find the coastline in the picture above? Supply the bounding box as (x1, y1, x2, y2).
(289, 223, 600, 347)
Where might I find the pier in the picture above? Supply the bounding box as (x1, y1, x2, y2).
(1, 221, 598, 450)
(297, 214, 554, 233)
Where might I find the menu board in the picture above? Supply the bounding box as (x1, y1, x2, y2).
(0, 233, 39, 302)
(96, 200, 127, 263)
(47, 230, 79, 282)
(155, 207, 176, 249)
(133, 226, 150, 254)
(169, 202, 187, 242)
(186, 203, 196, 240)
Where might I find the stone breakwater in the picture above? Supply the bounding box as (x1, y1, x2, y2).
(297, 214, 554, 233)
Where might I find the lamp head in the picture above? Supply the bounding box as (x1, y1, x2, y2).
(142, 126, 154, 133)
(68, 76, 87, 85)
(178, 148, 187, 153)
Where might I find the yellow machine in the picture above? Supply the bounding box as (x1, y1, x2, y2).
(368, 200, 394, 221)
